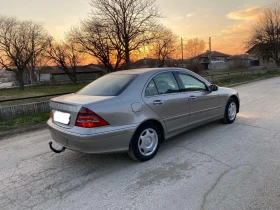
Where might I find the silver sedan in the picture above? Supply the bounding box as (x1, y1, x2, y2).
(47, 68, 240, 161)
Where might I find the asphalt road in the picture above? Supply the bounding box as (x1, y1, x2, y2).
(1, 77, 280, 210)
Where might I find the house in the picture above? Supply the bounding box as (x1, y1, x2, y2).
(194, 50, 231, 70)
(246, 44, 274, 66)
(37, 64, 106, 84)
(129, 58, 195, 69)
(130, 58, 159, 69)
(0, 69, 14, 83)
(227, 54, 251, 69)
(8, 64, 107, 86)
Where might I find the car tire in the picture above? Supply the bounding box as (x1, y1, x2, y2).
(128, 122, 161, 162)
(222, 98, 237, 124)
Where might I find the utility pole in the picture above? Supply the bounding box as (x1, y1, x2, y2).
(209, 37, 212, 60)
(181, 37, 184, 68)
(209, 37, 212, 70)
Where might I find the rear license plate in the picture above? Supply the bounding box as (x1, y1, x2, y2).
(53, 111, 71, 125)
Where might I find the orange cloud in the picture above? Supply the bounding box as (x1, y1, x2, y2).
(210, 6, 263, 54)
(227, 6, 262, 21)
(186, 13, 195, 18)
(216, 23, 248, 36)
(213, 22, 251, 55)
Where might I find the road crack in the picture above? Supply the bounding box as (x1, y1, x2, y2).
(176, 145, 233, 169)
(200, 164, 254, 210)
(268, 131, 280, 141)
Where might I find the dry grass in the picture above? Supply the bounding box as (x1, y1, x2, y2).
(216, 70, 280, 86)
(0, 83, 87, 100)
(0, 83, 88, 106)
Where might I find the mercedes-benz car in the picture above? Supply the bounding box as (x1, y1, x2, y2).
(47, 68, 240, 161)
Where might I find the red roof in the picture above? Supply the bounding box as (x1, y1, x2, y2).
(197, 51, 231, 58)
(246, 44, 270, 54)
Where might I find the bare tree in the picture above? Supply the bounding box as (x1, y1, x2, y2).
(0, 16, 50, 90)
(152, 26, 178, 66)
(28, 51, 51, 83)
(184, 38, 206, 59)
(47, 41, 81, 83)
(28, 27, 51, 84)
(90, 0, 161, 69)
(247, 3, 280, 65)
(68, 19, 124, 72)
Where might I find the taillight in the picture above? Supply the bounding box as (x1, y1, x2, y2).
(75, 107, 109, 128)
(50, 111, 53, 119)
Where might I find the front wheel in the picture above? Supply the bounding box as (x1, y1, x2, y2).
(222, 98, 237, 124)
(128, 122, 161, 162)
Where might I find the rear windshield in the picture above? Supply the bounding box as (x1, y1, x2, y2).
(76, 74, 138, 96)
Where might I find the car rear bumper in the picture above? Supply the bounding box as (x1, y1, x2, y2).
(47, 119, 137, 154)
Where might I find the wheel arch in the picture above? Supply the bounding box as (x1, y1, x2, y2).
(230, 95, 240, 113)
(134, 119, 166, 142)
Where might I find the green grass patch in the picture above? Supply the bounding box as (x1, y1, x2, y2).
(0, 83, 88, 100)
(0, 112, 49, 132)
(0, 83, 88, 106)
(0, 96, 54, 107)
(216, 70, 280, 86)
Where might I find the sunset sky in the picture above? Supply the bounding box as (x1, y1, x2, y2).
(0, 0, 276, 56)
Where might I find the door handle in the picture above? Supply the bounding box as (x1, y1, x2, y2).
(153, 100, 164, 105)
(188, 96, 197, 101)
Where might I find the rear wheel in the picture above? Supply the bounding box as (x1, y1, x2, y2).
(128, 122, 161, 162)
(222, 98, 237, 124)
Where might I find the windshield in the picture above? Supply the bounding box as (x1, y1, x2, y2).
(76, 74, 138, 96)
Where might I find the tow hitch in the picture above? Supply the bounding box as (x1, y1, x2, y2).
(49, 141, 66, 153)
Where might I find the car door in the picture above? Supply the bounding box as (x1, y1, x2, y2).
(176, 72, 220, 126)
(142, 72, 189, 133)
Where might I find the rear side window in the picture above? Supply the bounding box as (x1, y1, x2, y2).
(77, 74, 138, 96)
(145, 80, 159, 96)
(153, 72, 180, 94)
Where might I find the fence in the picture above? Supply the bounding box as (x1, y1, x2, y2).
(0, 79, 93, 90)
(0, 101, 50, 120)
(0, 67, 279, 120)
(0, 92, 73, 103)
(0, 92, 74, 120)
(203, 67, 279, 83)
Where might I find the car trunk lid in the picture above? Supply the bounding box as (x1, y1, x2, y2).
(50, 94, 114, 129)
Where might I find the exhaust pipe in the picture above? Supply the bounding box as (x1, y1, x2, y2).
(49, 141, 66, 153)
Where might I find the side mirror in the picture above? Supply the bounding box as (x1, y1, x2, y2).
(209, 84, 218, 92)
